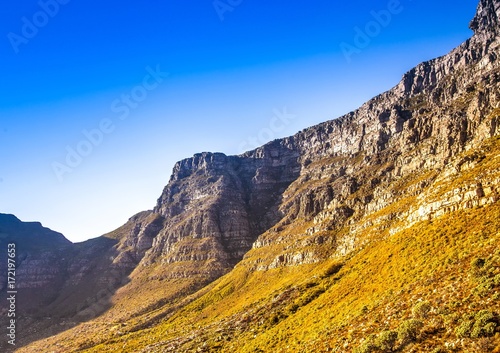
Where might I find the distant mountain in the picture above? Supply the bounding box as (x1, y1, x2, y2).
(5, 0, 500, 352)
(0, 212, 163, 351)
(0, 214, 70, 248)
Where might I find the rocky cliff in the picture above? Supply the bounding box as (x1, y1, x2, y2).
(149, 147, 300, 277)
(4, 0, 500, 352)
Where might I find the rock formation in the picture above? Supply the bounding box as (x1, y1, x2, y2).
(2, 0, 500, 351)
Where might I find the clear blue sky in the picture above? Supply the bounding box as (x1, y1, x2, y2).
(0, 0, 478, 242)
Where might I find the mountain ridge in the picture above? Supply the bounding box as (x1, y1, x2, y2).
(2, 0, 500, 351)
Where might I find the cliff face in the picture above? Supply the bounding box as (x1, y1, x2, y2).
(470, 0, 500, 36)
(4, 0, 500, 351)
(251, 1, 500, 266)
(93, 0, 499, 330)
(149, 146, 300, 278)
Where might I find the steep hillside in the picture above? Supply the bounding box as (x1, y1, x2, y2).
(9, 0, 500, 352)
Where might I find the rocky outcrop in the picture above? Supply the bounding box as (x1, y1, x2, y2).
(0, 214, 71, 294)
(148, 144, 300, 279)
(238, 0, 500, 268)
(470, 0, 500, 36)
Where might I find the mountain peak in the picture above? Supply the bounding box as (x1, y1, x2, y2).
(0, 213, 71, 247)
(470, 0, 500, 35)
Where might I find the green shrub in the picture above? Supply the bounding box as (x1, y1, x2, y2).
(456, 310, 498, 338)
(470, 258, 486, 278)
(474, 310, 495, 325)
(430, 348, 446, 353)
(288, 303, 299, 314)
(268, 311, 287, 326)
(474, 277, 495, 297)
(397, 319, 423, 344)
(472, 253, 500, 297)
(375, 330, 398, 351)
(412, 301, 432, 319)
(455, 319, 474, 338)
(471, 258, 486, 269)
(296, 287, 325, 307)
(494, 274, 500, 286)
(323, 263, 343, 277)
(354, 335, 377, 353)
(471, 310, 497, 338)
(354, 343, 375, 353)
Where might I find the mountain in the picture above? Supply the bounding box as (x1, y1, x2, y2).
(2, 0, 500, 351)
(0, 212, 154, 350)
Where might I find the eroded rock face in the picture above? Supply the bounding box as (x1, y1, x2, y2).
(146, 4, 499, 271)
(470, 0, 500, 36)
(149, 144, 300, 278)
(237, 0, 500, 268)
(0, 214, 71, 293)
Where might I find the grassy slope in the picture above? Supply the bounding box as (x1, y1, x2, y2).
(77, 205, 499, 353)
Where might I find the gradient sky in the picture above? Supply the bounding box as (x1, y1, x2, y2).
(0, 0, 478, 242)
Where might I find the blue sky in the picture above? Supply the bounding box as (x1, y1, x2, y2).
(0, 0, 478, 242)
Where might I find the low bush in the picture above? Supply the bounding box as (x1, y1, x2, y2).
(455, 310, 498, 338)
(412, 301, 432, 319)
(397, 319, 423, 345)
(354, 335, 377, 353)
(375, 330, 398, 351)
